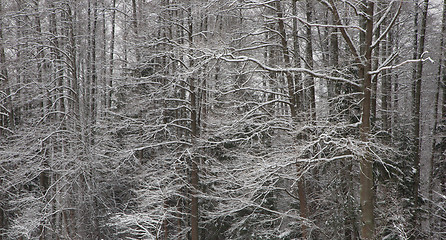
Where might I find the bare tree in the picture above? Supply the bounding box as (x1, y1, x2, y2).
(412, 1, 429, 238)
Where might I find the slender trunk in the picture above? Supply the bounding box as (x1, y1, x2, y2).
(190, 78, 199, 240)
(359, 2, 375, 239)
(429, 9, 444, 234)
(329, 4, 354, 239)
(372, 16, 380, 127)
(292, 0, 302, 113)
(35, 0, 51, 236)
(393, 22, 400, 135)
(386, 31, 393, 134)
(67, 4, 79, 122)
(329, 7, 341, 122)
(101, 0, 106, 117)
(441, 3, 446, 206)
(39, 167, 50, 240)
(35, 0, 46, 113)
(276, 0, 296, 118)
(0, 0, 14, 135)
(188, 7, 199, 240)
(267, 28, 277, 115)
(52, 7, 65, 123)
(91, 0, 98, 128)
(32, 2, 49, 237)
(329, 12, 339, 91)
(412, 1, 429, 238)
(0, 0, 6, 222)
(305, 0, 316, 122)
(382, 19, 392, 134)
(108, 0, 116, 109)
(0, 206, 2, 240)
(412, 0, 419, 102)
(277, 1, 308, 237)
(131, 0, 140, 62)
(325, 1, 375, 238)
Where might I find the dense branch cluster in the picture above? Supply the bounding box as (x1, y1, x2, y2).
(0, 0, 445, 239)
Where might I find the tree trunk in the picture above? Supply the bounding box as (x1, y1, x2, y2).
(329, 7, 339, 97)
(101, 0, 106, 117)
(371, 12, 380, 127)
(68, 3, 79, 119)
(441, 3, 446, 210)
(188, 6, 199, 240)
(429, 3, 444, 233)
(0, 0, 14, 135)
(305, 0, 316, 122)
(412, 1, 429, 238)
(359, 2, 375, 239)
(190, 77, 199, 240)
(325, 0, 376, 238)
(382, 17, 392, 134)
(49, 0, 65, 123)
(277, 1, 308, 237)
(131, 0, 140, 62)
(108, 0, 116, 109)
(91, 0, 98, 128)
(0, 0, 6, 218)
(412, 0, 419, 103)
(292, 0, 302, 113)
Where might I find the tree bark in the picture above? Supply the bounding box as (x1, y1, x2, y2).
(371, 11, 380, 127)
(429, 2, 445, 233)
(305, 0, 316, 122)
(0, 0, 6, 224)
(325, 1, 377, 238)
(32, 1, 50, 236)
(412, 1, 429, 238)
(188, 6, 199, 240)
(0, 0, 14, 135)
(412, 0, 419, 103)
(441, 2, 446, 208)
(108, 0, 116, 109)
(277, 1, 308, 237)
(190, 78, 199, 240)
(382, 16, 392, 134)
(91, 0, 98, 127)
(131, 0, 140, 62)
(358, 2, 375, 239)
(292, 0, 302, 113)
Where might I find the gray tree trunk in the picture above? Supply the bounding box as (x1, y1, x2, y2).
(412, 1, 429, 238)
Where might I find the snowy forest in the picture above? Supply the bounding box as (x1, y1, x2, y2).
(0, 0, 445, 239)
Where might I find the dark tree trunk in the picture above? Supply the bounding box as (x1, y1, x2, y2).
(371, 9, 380, 127)
(358, 2, 375, 239)
(277, 1, 309, 238)
(188, 6, 199, 240)
(131, 0, 140, 62)
(292, 0, 302, 113)
(0, 0, 14, 135)
(412, 1, 429, 238)
(108, 0, 116, 109)
(382, 19, 392, 134)
(305, 0, 316, 122)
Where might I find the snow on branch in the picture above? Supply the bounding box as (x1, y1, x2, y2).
(219, 54, 361, 89)
(371, 0, 403, 49)
(368, 55, 434, 75)
(325, 0, 362, 64)
(295, 16, 365, 33)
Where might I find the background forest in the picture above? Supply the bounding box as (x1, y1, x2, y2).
(0, 0, 445, 239)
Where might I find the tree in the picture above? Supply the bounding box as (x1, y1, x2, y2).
(0, 0, 14, 136)
(412, 0, 429, 238)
